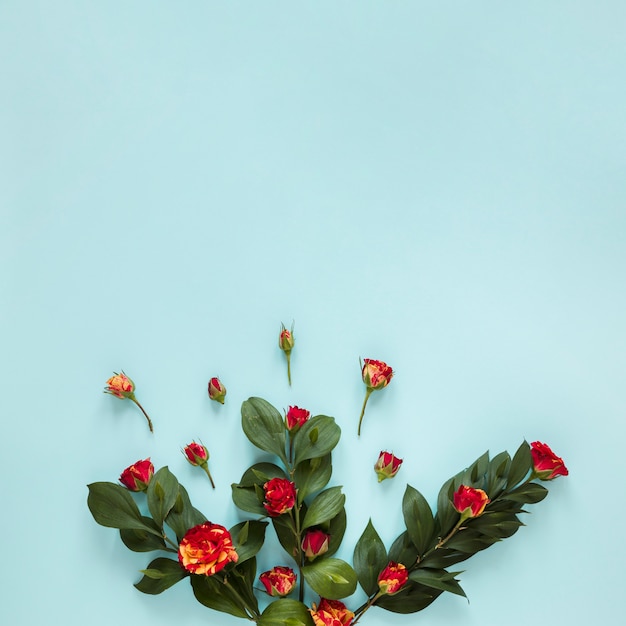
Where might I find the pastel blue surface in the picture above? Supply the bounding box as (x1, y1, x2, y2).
(1, 2, 624, 625)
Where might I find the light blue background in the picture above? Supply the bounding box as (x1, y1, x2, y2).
(1, 2, 624, 625)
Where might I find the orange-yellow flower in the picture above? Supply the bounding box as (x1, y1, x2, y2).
(178, 522, 238, 576)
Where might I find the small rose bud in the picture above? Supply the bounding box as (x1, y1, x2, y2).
(104, 370, 154, 432)
(119, 458, 154, 492)
(377, 561, 409, 595)
(357, 358, 394, 436)
(301, 529, 330, 561)
(286, 405, 311, 432)
(530, 441, 568, 480)
(279, 322, 295, 385)
(263, 477, 297, 517)
(183, 441, 215, 489)
(259, 566, 297, 597)
(453, 485, 490, 519)
(374, 451, 403, 482)
(207, 377, 227, 404)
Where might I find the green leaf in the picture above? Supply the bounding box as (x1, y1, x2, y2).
(302, 558, 357, 599)
(120, 517, 167, 552)
(376, 582, 442, 614)
(325, 508, 347, 558)
(165, 484, 207, 541)
(294, 454, 332, 504)
(507, 441, 532, 488)
(388, 531, 419, 567)
(229, 557, 259, 615)
(134, 557, 187, 594)
(486, 451, 510, 497)
(402, 485, 435, 556)
(444, 529, 498, 553)
(191, 574, 250, 619)
(258, 599, 314, 626)
(241, 397, 288, 465)
(87, 482, 160, 533)
(230, 520, 268, 563)
(435, 478, 456, 538)
(302, 487, 345, 529)
(146, 467, 180, 528)
(409, 568, 466, 598)
(353, 519, 387, 595)
(272, 513, 299, 559)
(292, 415, 341, 466)
(469, 512, 524, 539)
(504, 482, 548, 504)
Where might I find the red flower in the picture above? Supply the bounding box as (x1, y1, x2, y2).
(183, 442, 209, 465)
(119, 458, 154, 492)
(104, 370, 154, 432)
(279, 323, 295, 386)
(263, 477, 296, 517)
(259, 566, 297, 596)
(208, 377, 227, 404)
(357, 358, 394, 436)
(178, 522, 238, 576)
(301, 529, 330, 561)
(453, 485, 490, 518)
(374, 451, 403, 482)
(377, 561, 409, 595)
(530, 441, 568, 480)
(286, 405, 311, 431)
(310, 598, 354, 626)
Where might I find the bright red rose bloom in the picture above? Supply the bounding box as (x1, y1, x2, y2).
(378, 561, 409, 595)
(286, 405, 310, 431)
(263, 477, 296, 516)
(259, 566, 297, 596)
(310, 598, 354, 626)
(184, 442, 209, 465)
(530, 441, 568, 480)
(119, 458, 154, 492)
(453, 485, 490, 518)
(301, 529, 330, 560)
(208, 377, 226, 404)
(374, 451, 403, 482)
(361, 359, 394, 390)
(178, 522, 238, 576)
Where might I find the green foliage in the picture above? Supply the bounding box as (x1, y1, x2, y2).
(257, 599, 314, 626)
(134, 557, 187, 594)
(230, 520, 268, 563)
(353, 520, 387, 595)
(409, 568, 466, 598)
(231, 462, 286, 516)
(147, 466, 180, 528)
(165, 484, 207, 541)
(302, 486, 345, 529)
(302, 558, 358, 599)
(292, 415, 341, 466)
(294, 454, 332, 504)
(402, 485, 435, 557)
(241, 397, 288, 465)
(191, 575, 251, 619)
(120, 517, 167, 552)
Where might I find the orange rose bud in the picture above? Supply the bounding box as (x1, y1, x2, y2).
(279, 322, 295, 385)
(377, 561, 409, 595)
(286, 405, 311, 432)
(453, 485, 490, 519)
(530, 441, 569, 480)
(183, 441, 215, 489)
(208, 377, 226, 404)
(301, 529, 330, 561)
(310, 598, 354, 626)
(104, 371, 154, 433)
(357, 358, 394, 436)
(178, 522, 238, 576)
(263, 477, 296, 517)
(259, 566, 297, 597)
(374, 451, 403, 482)
(119, 458, 154, 492)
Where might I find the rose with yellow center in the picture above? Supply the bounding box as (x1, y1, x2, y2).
(178, 522, 238, 576)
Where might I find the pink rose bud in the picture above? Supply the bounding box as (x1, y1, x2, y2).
(104, 371, 154, 433)
(259, 566, 297, 597)
(119, 458, 154, 492)
(310, 599, 354, 626)
(286, 405, 311, 432)
(530, 441, 569, 480)
(208, 377, 226, 404)
(263, 477, 297, 517)
(374, 451, 403, 482)
(183, 442, 215, 489)
(279, 322, 295, 385)
(357, 358, 394, 436)
(301, 529, 330, 561)
(377, 561, 409, 595)
(453, 485, 490, 519)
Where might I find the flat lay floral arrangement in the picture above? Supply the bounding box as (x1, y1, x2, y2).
(88, 325, 568, 626)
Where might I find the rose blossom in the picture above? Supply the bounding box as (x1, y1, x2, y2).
(178, 522, 238, 576)
(357, 358, 394, 436)
(453, 485, 490, 518)
(374, 451, 403, 482)
(104, 370, 154, 432)
(286, 405, 310, 431)
(259, 566, 297, 597)
(183, 441, 215, 489)
(279, 323, 295, 386)
(310, 598, 354, 626)
(377, 561, 409, 595)
(301, 529, 330, 560)
(263, 477, 296, 517)
(530, 441, 568, 480)
(208, 377, 227, 404)
(119, 458, 154, 492)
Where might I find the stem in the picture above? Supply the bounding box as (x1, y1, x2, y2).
(353, 591, 383, 625)
(357, 388, 373, 436)
(202, 463, 216, 489)
(286, 352, 292, 386)
(223, 579, 259, 620)
(290, 507, 305, 603)
(132, 398, 154, 433)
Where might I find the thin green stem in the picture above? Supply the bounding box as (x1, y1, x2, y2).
(286, 352, 292, 386)
(223, 579, 259, 620)
(352, 591, 383, 625)
(357, 388, 373, 436)
(132, 397, 154, 433)
(201, 463, 216, 489)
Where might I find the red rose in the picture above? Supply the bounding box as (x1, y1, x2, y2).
(361, 358, 393, 390)
(119, 458, 154, 492)
(453, 485, 490, 518)
(259, 566, 297, 597)
(178, 522, 238, 576)
(374, 451, 403, 482)
(105, 372, 135, 398)
(263, 477, 296, 517)
(208, 377, 226, 404)
(530, 441, 568, 480)
(301, 529, 330, 561)
(286, 405, 311, 431)
(183, 442, 209, 465)
(310, 598, 354, 626)
(377, 561, 409, 595)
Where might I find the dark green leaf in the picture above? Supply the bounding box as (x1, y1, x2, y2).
(120, 517, 167, 552)
(507, 441, 532, 488)
(302, 558, 357, 599)
(230, 520, 268, 563)
(228, 557, 259, 616)
(388, 531, 419, 567)
(292, 415, 341, 466)
(504, 482, 548, 504)
(165, 484, 207, 541)
(146, 467, 180, 528)
(486, 451, 510, 497)
(191, 574, 250, 619)
(272, 513, 299, 559)
(444, 529, 498, 553)
(353, 519, 387, 595)
(435, 478, 456, 538)
(402, 485, 435, 556)
(409, 568, 466, 598)
(258, 599, 314, 626)
(241, 398, 288, 465)
(325, 508, 347, 558)
(376, 582, 442, 614)
(294, 454, 332, 504)
(134, 558, 187, 594)
(302, 487, 345, 529)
